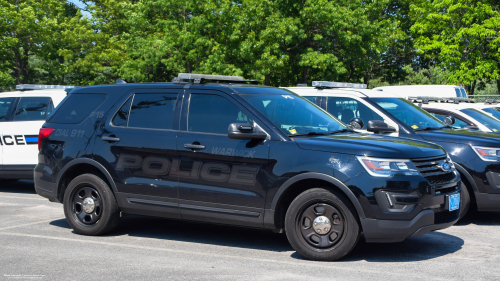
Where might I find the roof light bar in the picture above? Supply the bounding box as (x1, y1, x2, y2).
(16, 84, 76, 90)
(312, 81, 367, 89)
(408, 96, 474, 103)
(177, 73, 244, 81)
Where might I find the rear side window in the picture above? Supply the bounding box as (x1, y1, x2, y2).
(13, 97, 52, 121)
(0, 97, 15, 122)
(113, 93, 178, 130)
(48, 94, 107, 124)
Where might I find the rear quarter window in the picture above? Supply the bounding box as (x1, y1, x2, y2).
(48, 94, 107, 124)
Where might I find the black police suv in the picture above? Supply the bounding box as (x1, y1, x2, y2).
(34, 76, 461, 261)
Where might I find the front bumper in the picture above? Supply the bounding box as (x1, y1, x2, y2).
(361, 207, 459, 243)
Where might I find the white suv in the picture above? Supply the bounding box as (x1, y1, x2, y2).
(0, 85, 72, 180)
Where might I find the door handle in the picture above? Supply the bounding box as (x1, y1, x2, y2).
(102, 136, 120, 142)
(184, 143, 206, 150)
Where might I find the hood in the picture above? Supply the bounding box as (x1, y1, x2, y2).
(418, 129, 500, 146)
(294, 133, 445, 159)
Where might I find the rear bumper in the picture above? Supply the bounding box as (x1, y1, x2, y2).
(361, 208, 459, 243)
(476, 193, 500, 212)
(0, 165, 36, 179)
(34, 170, 59, 203)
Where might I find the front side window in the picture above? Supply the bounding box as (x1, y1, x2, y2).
(188, 94, 251, 134)
(326, 97, 383, 128)
(371, 98, 444, 130)
(14, 97, 52, 121)
(126, 93, 178, 130)
(460, 108, 500, 132)
(0, 97, 15, 122)
(241, 93, 345, 135)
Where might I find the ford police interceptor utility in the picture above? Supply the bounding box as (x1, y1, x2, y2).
(287, 81, 500, 219)
(0, 85, 71, 180)
(34, 74, 461, 261)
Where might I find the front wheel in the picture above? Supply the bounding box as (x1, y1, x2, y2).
(285, 187, 360, 261)
(63, 174, 120, 235)
(459, 181, 471, 221)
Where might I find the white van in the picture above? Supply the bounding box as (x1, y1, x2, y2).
(372, 85, 468, 99)
(0, 85, 72, 180)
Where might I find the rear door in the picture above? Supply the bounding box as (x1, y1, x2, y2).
(2, 97, 53, 169)
(93, 89, 182, 219)
(176, 90, 270, 227)
(0, 97, 18, 170)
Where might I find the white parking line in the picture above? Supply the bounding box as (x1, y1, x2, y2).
(0, 195, 47, 201)
(0, 231, 446, 279)
(0, 219, 57, 231)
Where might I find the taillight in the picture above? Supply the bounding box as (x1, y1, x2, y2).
(38, 128, 55, 151)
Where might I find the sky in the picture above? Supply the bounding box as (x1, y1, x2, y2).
(68, 0, 91, 18)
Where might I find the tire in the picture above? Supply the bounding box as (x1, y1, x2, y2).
(459, 181, 471, 221)
(63, 174, 120, 235)
(285, 187, 360, 261)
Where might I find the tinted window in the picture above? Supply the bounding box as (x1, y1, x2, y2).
(372, 98, 444, 130)
(128, 93, 178, 130)
(188, 94, 251, 134)
(481, 108, 500, 120)
(14, 97, 51, 121)
(431, 112, 470, 129)
(112, 97, 132, 127)
(454, 88, 461, 97)
(49, 94, 107, 124)
(327, 97, 383, 129)
(241, 93, 345, 135)
(0, 97, 15, 122)
(460, 108, 500, 132)
(45, 100, 54, 120)
(460, 88, 467, 98)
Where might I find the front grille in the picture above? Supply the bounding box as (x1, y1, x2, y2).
(434, 208, 459, 224)
(412, 155, 456, 185)
(434, 184, 458, 194)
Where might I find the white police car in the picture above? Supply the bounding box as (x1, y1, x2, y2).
(0, 85, 72, 181)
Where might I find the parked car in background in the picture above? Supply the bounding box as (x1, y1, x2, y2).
(0, 85, 72, 181)
(373, 85, 468, 100)
(287, 81, 500, 220)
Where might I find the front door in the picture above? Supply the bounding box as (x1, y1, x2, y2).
(94, 89, 182, 219)
(177, 90, 270, 227)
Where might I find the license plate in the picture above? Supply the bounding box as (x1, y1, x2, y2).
(448, 193, 460, 211)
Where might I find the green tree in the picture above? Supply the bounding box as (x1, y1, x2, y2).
(411, 0, 500, 95)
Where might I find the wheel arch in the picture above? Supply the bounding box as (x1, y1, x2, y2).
(269, 173, 366, 230)
(454, 163, 478, 192)
(56, 158, 117, 202)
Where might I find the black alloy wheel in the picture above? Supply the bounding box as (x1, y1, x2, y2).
(297, 203, 345, 249)
(63, 173, 120, 236)
(71, 186, 103, 225)
(285, 187, 360, 261)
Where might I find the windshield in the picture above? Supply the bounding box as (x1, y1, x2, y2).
(240, 93, 346, 135)
(460, 108, 500, 132)
(481, 107, 500, 120)
(371, 98, 444, 130)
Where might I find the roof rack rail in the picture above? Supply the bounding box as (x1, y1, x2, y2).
(408, 96, 474, 104)
(172, 73, 259, 85)
(484, 99, 500, 105)
(312, 81, 367, 89)
(16, 84, 76, 91)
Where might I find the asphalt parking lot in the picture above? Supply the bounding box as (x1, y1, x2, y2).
(1, 180, 499, 280)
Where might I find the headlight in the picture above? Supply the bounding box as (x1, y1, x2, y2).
(471, 146, 500, 162)
(356, 156, 420, 177)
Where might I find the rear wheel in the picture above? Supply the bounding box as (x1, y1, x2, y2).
(285, 187, 360, 261)
(63, 174, 120, 235)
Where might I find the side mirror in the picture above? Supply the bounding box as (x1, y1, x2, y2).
(349, 117, 364, 130)
(444, 115, 456, 126)
(367, 120, 396, 134)
(228, 123, 267, 140)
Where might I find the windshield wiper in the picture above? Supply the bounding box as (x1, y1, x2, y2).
(288, 129, 353, 137)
